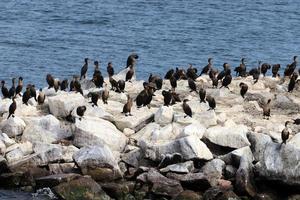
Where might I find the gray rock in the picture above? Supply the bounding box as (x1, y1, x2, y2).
(73, 145, 122, 181)
(73, 117, 127, 152)
(154, 106, 174, 126)
(205, 124, 250, 149)
(160, 161, 194, 174)
(137, 169, 183, 198)
(48, 92, 85, 117)
(254, 142, 300, 186)
(0, 117, 26, 137)
(201, 159, 225, 186)
(143, 135, 213, 161)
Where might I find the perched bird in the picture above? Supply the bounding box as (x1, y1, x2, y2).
(8, 78, 16, 98)
(200, 58, 213, 76)
(199, 87, 206, 103)
(80, 58, 89, 80)
(136, 88, 148, 108)
(262, 99, 271, 119)
(15, 77, 23, 97)
(29, 84, 37, 101)
(170, 75, 177, 91)
(1, 80, 10, 98)
(22, 87, 31, 105)
(217, 63, 230, 81)
(102, 85, 109, 104)
(7, 97, 17, 119)
(206, 95, 216, 111)
(182, 99, 192, 118)
(69, 75, 77, 91)
(162, 90, 172, 106)
(272, 64, 281, 78)
(109, 76, 118, 91)
(188, 78, 197, 92)
(249, 61, 261, 84)
(186, 64, 198, 80)
(37, 88, 45, 105)
(88, 92, 99, 107)
(122, 95, 133, 116)
(126, 53, 139, 68)
(117, 80, 126, 93)
(261, 63, 271, 77)
(53, 79, 60, 92)
(220, 69, 232, 89)
(126, 65, 134, 82)
(107, 62, 114, 77)
(171, 91, 181, 105)
(284, 56, 297, 77)
(60, 79, 69, 91)
(93, 71, 104, 88)
(234, 58, 247, 77)
(239, 82, 248, 98)
(46, 74, 55, 89)
(76, 106, 86, 120)
(148, 74, 163, 90)
(288, 73, 298, 92)
(74, 79, 83, 95)
(93, 61, 101, 76)
(292, 118, 300, 125)
(164, 69, 174, 79)
(281, 121, 291, 145)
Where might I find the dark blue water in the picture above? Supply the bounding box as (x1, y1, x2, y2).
(0, 0, 300, 197)
(0, 0, 300, 88)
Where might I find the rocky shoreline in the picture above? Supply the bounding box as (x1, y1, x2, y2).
(1, 71, 300, 200)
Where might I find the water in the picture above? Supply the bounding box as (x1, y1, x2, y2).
(0, 0, 300, 88)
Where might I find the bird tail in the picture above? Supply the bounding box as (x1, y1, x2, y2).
(7, 114, 11, 119)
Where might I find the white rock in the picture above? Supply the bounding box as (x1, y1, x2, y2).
(289, 133, 300, 149)
(48, 92, 85, 117)
(0, 132, 16, 147)
(73, 117, 127, 152)
(180, 123, 206, 139)
(0, 117, 26, 137)
(205, 124, 250, 149)
(22, 115, 73, 143)
(73, 145, 122, 181)
(5, 147, 24, 163)
(22, 124, 56, 144)
(33, 143, 79, 163)
(144, 135, 213, 161)
(154, 106, 174, 126)
(123, 128, 135, 137)
(0, 98, 11, 115)
(133, 123, 184, 144)
(5, 141, 33, 163)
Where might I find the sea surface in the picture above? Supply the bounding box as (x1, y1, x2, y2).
(1, 0, 300, 88)
(0, 0, 300, 198)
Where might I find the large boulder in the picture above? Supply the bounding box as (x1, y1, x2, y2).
(201, 159, 225, 186)
(73, 145, 122, 181)
(179, 123, 206, 139)
(53, 176, 111, 200)
(133, 122, 183, 144)
(22, 115, 73, 144)
(154, 106, 174, 126)
(205, 124, 250, 149)
(48, 92, 85, 117)
(73, 117, 127, 152)
(137, 169, 183, 198)
(254, 142, 300, 186)
(33, 143, 79, 163)
(143, 135, 213, 161)
(5, 141, 33, 163)
(0, 117, 26, 137)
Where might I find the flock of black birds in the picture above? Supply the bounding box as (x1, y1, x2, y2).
(1, 54, 300, 144)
